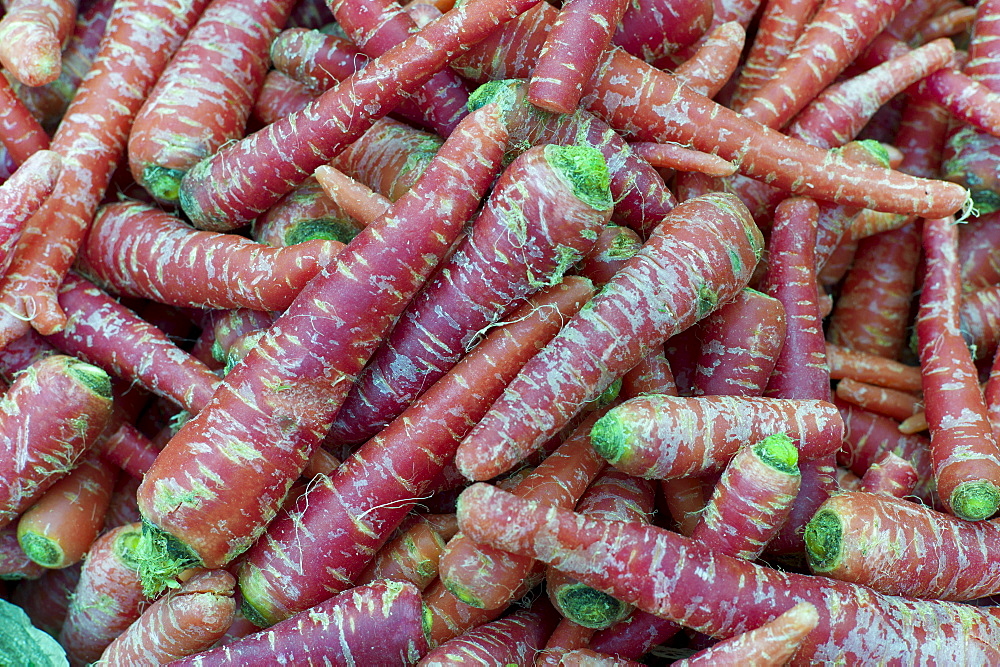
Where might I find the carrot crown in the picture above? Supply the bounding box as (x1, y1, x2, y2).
(803, 508, 843, 573)
(544, 143, 613, 212)
(753, 432, 799, 475)
(589, 410, 629, 468)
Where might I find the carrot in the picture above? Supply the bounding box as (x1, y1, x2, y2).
(96, 570, 237, 665)
(0, 0, 77, 87)
(456, 483, 1000, 663)
(0, 73, 51, 167)
(959, 284, 1000, 361)
(589, 395, 842, 481)
(135, 103, 509, 597)
(45, 274, 219, 415)
(103, 473, 142, 529)
(689, 433, 802, 561)
(610, 0, 712, 69)
(249, 69, 315, 126)
(536, 618, 596, 665)
(250, 176, 362, 247)
(77, 200, 345, 311)
(439, 412, 606, 611)
(835, 377, 922, 422)
(546, 469, 655, 629)
(269, 28, 367, 93)
(454, 2, 969, 220)
(57, 522, 150, 666)
(806, 490, 1000, 600)
(627, 143, 736, 178)
(327, 143, 611, 444)
(422, 577, 510, 648)
(8, 561, 81, 635)
(0, 0, 211, 346)
(177, 0, 534, 232)
(858, 451, 919, 498)
(454, 192, 763, 482)
(312, 165, 392, 227)
(0, 150, 62, 278)
(542, 648, 643, 666)
(355, 521, 446, 591)
(918, 215, 1000, 520)
(17, 457, 117, 569)
(672, 602, 819, 666)
(127, 0, 298, 205)
(167, 580, 429, 666)
(0, 354, 113, 529)
(0, 527, 45, 581)
(419, 595, 559, 665)
(670, 21, 745, 99)
(327, 0, 470, 136)
(959, 212, 1000, 290)
(527, 0, 631, 114)
(689, 288, 786, 397)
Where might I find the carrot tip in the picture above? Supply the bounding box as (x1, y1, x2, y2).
(141, 165, 187, 205)
(803, 508, 842, 573)
(949, 480, 1000, 521)
(16, 531, 63, 569)
(553, 582, 631, 629)
(135, 520, 202, 598)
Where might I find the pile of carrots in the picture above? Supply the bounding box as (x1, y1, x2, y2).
(2, 0, 1000, 663)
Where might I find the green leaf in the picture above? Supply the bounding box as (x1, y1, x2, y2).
(0, 599, 69, 666)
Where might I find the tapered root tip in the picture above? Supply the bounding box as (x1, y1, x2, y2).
(590, 412, 628, 466)
(555, 583, 631, 629)
(135, 520, 202, 598)
(141, 165, 188, 205)
(949, 481, 1000, 521)
(803, 509, 843, 573)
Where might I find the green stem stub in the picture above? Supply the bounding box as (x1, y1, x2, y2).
(134, 520, 202, 598)
(949, 480, 1000, 521)
(18, 532, 63, 569)
(556, 583, 630, 629)
(141, 165, 187, 205)
(803, 509, 843, 573)
(590, 411, 628, 467)
(754, 433, 799, 475)
(545, 144, 612, 212)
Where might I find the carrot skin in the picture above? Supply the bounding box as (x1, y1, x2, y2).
(858, 451, 919, 498)
(236, 278, 593, 627)
(457, 483, 1000, 664)
(670, 21, 745, 99)
(355, 521, 446, 591)
(0, 526, 45, 581)
(0, 0, 77, 87)
(0, 150, 62, 278)
(177, 0, 539, 231)
(455, 192, 764, 482)
(97, 570, 237, 665)
(0, 73, 51, 166)
(137, 104, 510, 596)
(167, 580, 429, 666)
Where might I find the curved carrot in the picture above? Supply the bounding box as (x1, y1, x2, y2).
(454, 192, 764, 482)
(0, 0, 77, 87)
(127, 0, 298, 205)
(0, 150, 62, 278)
(670, 21, 745, 99)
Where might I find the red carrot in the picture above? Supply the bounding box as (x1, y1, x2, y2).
(610, 0, 713, 69)
(419, 595, 559, 665)
(0, 150, 61, 277)
(0, 355, 113, 529)
(834, 378, 922, 422)
(0, 0, 211, 345)
(959, 212, 1000, 290)
(45, 274, 219, 415)
(167, 580, 429, 666)
(670, 21, 745, 99)
(573, 226, 642, 287)
(269, 28, 367, 92)
(627, 143, 736, 178)
(0, 526, 45, 581)
(250, 177, 361, 247)
(77, 200, 345, 311)
(97, 570, 237, 665)
(589, 395, 843, 480)
(327, 143, 611, 444)
(858, 451, 919, 498)
(177, 0, 535, 231)
(918, 215, 1000, 520)
(0, 0, 77, 86)
(672, 602, 819, 666)
(454, 192, 763, 482)
(127, 0, 298, 205)
(0, 73, 51, 167)
(313, 165, 392, 227)
(454, 2, 969, 219)
(249, 69, 315, 125)
(58, 523, 150, 666)
(422, 578, 509, 648)
(689, 433, 802, 561)
(457, 483, 1000, 664)
(527, 0, 630, 114)
(806, 491, 1000, 600)
(355, 521, 446, 591)
(237, 277, 593, 627)
(136, 103, 509, 597)
(17, 457, 117, 569)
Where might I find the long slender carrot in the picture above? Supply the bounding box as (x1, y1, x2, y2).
(454, 192, 763, 482)
(0, 150, 62, 278)
(670, 21, 745, 99)
(96, 570, 237, 665)
(0, 0, 212, 346)
(177, 0, 536, 232)
(453, 2, 969, 219)
(135, 103, 509, 597)
(17, 457, 117, 569)
(127, 0, 298, 205)
(918, 216, 1000, 520)
(77, 200, 345, 311)
(589, 395, 843, 480)
(0, 0, 78, 87)
(327, 143, 611, 444)
(456, 483, 1000, 663)
(0, 74, 51, 167)
(236, 278, 593, 627)
(835, 378, 922, 422)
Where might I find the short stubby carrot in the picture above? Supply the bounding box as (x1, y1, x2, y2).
(134, 103, 509, 597)
(589, 395, 843, 480)
(454, 192, 764, 482)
